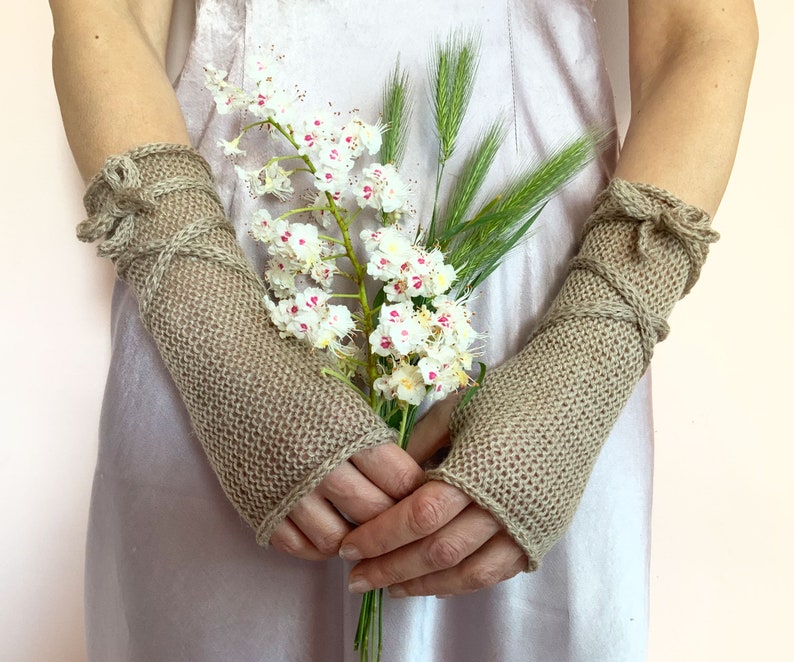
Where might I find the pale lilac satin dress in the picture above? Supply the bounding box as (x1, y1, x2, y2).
(85, 1, 654, 660)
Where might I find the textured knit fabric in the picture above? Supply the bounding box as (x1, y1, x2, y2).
(84, 2, 661, 661)
(78, 143, 396, 544)
(428, 179, 718, 569)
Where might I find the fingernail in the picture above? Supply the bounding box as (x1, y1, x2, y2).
(339, 544, 362, 561)
(348, 578, 372, 594)
(388, 586, 407, 599)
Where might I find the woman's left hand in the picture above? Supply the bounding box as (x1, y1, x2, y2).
(339, 397, 527, 598)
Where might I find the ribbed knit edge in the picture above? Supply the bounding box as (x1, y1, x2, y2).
(255, 427, 398, 546)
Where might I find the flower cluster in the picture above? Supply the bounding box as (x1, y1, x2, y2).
(249, 209, 337, 296)
(352, 164, 411, 219)
(370, 296, 477, 405)
(265, 287, 356, 357)
(207, 48, 480, 409)
(361, 227, 457, 302)
(206, 51, 411, 217)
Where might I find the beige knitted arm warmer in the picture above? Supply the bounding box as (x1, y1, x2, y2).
(78, 143, 396, 545)
(427, 178, 719, 570)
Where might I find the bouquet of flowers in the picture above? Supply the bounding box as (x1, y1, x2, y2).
(205, 30, 599, 662)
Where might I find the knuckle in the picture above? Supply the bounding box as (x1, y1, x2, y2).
(314, 528, 345, 556)
(424, 536, 468, 570)
(465, 564, 503, 591)
(318, 463, 356, 501)
(373, 559, 404, 587)
(388, 465, 422, 498)
(271, 533, 316, 560)
(271, 535, 298, 555)
(407, 493, 446, 536)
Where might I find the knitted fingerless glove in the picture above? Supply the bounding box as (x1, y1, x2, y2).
(78, 143, 396, 545)
(427, 178, 719, 570)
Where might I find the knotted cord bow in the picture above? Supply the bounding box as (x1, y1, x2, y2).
(534, 179, 718, 368)
(77, 144, 264, 324)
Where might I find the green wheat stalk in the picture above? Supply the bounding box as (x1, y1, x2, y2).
(446, 132, 606, 294)
(428, 29, 481, 241)
(429, 118, 507, 245)
(379, 62, 413, 167)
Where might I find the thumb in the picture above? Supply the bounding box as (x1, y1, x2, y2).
(405, 394, 459, 466)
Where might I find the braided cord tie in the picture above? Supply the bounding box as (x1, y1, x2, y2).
(587, 178, 720, 293)
(77, 145, 261, 325)
(534, 178, 718, 367)
(429, 178, 720, 570)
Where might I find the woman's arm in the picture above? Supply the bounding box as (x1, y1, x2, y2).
(50, 0, 189, 180)
(616, 0, 758, 215)
(340, 0, 758, 598)
(53, 0, 425, 559)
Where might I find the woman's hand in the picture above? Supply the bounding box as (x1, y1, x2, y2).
(336, 397, 527, 597)
(269, 443, 425, 561)
(340, 481, 526, 598)
(269, 395, 459, 561)
(269, 393, 460, 561)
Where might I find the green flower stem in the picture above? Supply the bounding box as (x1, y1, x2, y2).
(273, 209, 344, 232)
(320, 368, 368, 400)
(240, 119, 270, 134)
(315, 233, 346, 245)
(265, 116, 380, 409)
(264, 154, 305, 168)
(335, 217, 379, 407)
(334, 270, 358, 282)
(397, 405, 411, 450)
(427, 155, 446, 245)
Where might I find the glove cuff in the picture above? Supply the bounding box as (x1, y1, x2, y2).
(79, 143, 397, 545)
(427, 179, 717, 569)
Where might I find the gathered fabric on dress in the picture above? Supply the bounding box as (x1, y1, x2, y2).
(84, 1, 653, 660)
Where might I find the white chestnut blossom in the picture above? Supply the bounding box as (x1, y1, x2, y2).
(211, 48, 484, 411)
(339, 117, 384, 158)
(308, 192, 335, 229)
(266, 288, 355, 356)
(373, 362, 425, 406)
(236, 163, 294, 201)
(204, 66, 251, 115)
(249, 212, 337, 292)
(218, 137, 246, 157)
(361, 228, 457, 302)
(369, 302, 430, 358)
(352, 164, 410, 215)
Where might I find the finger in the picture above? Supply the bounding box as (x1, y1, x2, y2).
(349, 443, 424, 500)
(388, 532, 527, 598)
(269, 518, 332, 561)
(316, 460, 395, 524)
(346, 504, 500, 592)
(406, 395, 458, 465)
(340, 481, 471, 561)
(288, 491, 353, 557)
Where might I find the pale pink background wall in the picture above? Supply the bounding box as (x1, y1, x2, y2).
(1, 1, 791, 660)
